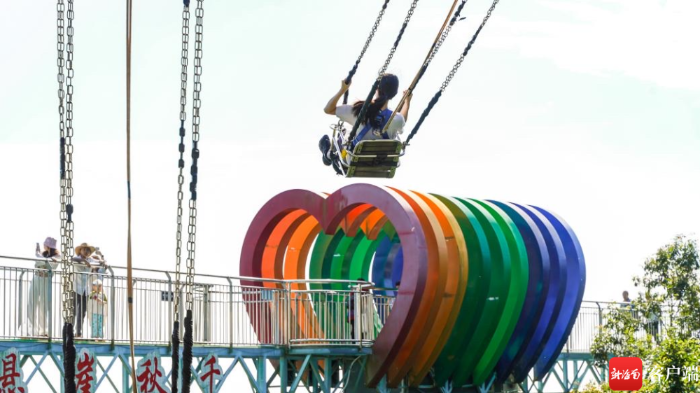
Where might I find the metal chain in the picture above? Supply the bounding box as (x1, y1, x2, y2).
(403, 0, 500, 148)
(179, 7, 190, 123)
(355, 0, 389, 71)
(173, 3, 190, 324)
(342, 0, 390, 105)
(347, 0, 420, 145)
(378, 0, 419, 77)
(426, 0, 467, 66)
(379, 0, 466, 136)
(441, 0, 499, 92)
(185, 0, 204, 312)
(57, 0, 69, 322)
(58, 0, 76, 323)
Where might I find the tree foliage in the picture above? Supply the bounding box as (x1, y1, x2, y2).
(589, 235, 700, 393)
(575, 382, 612, 393)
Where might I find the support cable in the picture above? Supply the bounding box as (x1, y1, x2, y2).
(125, 0, 138, 388)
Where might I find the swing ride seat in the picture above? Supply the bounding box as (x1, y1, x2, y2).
(343, 140, 403, 179)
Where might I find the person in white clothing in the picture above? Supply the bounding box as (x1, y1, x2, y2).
(87, 279, 108, 339)
(26, 237, 60, 336)
(72, 243, 107, 338)
(319, 73, 412, 174)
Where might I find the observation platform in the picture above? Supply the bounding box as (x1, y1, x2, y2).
(0, 255, 630, 392)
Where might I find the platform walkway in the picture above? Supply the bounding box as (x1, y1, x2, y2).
(0, 255, 662, 392)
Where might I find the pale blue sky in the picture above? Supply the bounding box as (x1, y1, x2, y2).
(1, 0, 698, 304)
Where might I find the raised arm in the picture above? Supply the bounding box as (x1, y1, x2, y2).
(35, 246, 48, 269)
(398, 90, 413, 122)
(94, 252, 108, 268)
(86, 254, 107, 274)
(324, 80, 351, 115)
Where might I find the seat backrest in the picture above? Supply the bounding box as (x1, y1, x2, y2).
(354, 140, 402, 156)
(345, 140, 402, 179)
(351, 109, 395, 150)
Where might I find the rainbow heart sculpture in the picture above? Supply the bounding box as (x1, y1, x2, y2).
(240, 183, 585, 388)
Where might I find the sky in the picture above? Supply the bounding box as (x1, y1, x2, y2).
(1, 0, 699, 307)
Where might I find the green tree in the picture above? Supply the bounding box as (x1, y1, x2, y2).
(590, 235, 700, 393)
(574, 381, 612, 393)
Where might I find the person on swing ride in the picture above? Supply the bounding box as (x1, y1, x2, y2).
(319, 73, 412, 172)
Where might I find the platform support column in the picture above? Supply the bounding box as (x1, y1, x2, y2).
(324, 357, 332, 393)
(280, 355, 288, 393)
(256, 356, 268, 393)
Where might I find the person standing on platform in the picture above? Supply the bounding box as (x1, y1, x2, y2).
(72, 243, 106, 338)
(26, 237, 60, 336)
(88, 279, 108, 340)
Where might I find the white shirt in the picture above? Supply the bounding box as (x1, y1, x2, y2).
(72, 257, 104, 295)
(34, 251, 59, 271)
(336, 104, 405, 141)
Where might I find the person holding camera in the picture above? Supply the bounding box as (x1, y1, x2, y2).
(72, 243, 108, 338)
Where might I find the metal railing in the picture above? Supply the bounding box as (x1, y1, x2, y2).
(0, 256, 382, 348)
(0, 255, 671, 352)
(565, 301, 670, 353)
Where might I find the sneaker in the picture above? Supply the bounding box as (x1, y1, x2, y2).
(319, 135, 332, 166)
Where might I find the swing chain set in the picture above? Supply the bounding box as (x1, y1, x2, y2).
(173, 1, 191, 325)
(381, 0, 467, 138)
(426, 0, 468, 67)
(185, 0, 204, 314)
(347, 0, 421, 148)
(343, 0, 391, 105)
(353, 0, 390, 75)
(379, 0, 419, 78)
(441, 0, 500, 93)
(403, 0, 501, 148)
(58, 0, 76, 323)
